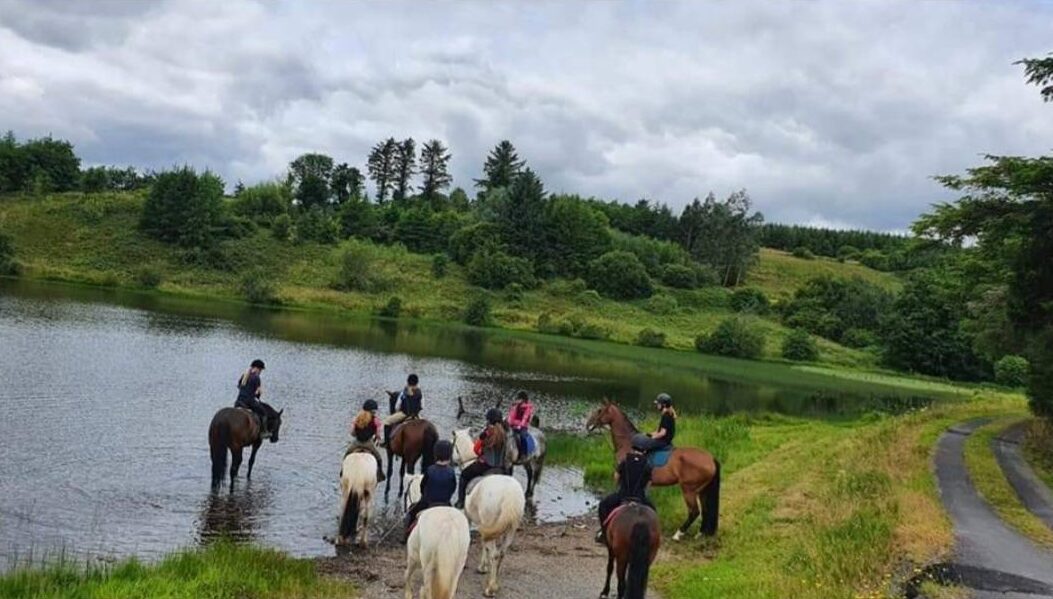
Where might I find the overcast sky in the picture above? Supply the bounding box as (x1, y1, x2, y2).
(1, 1, 1051, 230)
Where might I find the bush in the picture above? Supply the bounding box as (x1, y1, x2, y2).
(467, 249, 536, 290)
(535, 312, 609, 340)
(586, 251, 654, 300)
(378, 296, 402, 318)
(449, 222, 503, 265)
(782, 328, 819, 361)
(549, 278, 588, 297)
(838, 245, 861, 262)
(0, 230, 19, 276)
(464, 295, 492, 327)
(859, 249, 889, 271)
(842, 327, 879, 348)
(272, 213, 292, 241)
(141, 167, 224, 248)
(134, 266, 163, 289)
(431, 254, 449, 279)
(295, 207, 339, 244)
(240, 269, 277, 305)
(333, 243, 389, 292)
(695, 318, 766, 359)
(231, 181, 291, 221)
(995, 355, 1029, 387)
(645, 294, 679, 315)
(576, 289, 602, 307)
(792, 246, 815, 260)
(730, 287, 770, 314)
(660, 263, 697, 289)
(635, 328, 666, 348)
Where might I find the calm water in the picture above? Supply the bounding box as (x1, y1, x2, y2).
(0, 280, 941, 568)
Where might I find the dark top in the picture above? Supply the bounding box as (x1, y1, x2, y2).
(617, 453, 652, 499)
(400, 387, 423, 417)
(353, 418, 378, 443)
(658, 412, 676, 446)
(421, 464, 457, 505)
(236, 372, 261, 403)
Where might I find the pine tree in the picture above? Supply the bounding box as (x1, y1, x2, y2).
(393, 138, 416, 204)
(474, 140, 524, 192)
(419, 139, 453, 207)
(367, 138, 398, 204)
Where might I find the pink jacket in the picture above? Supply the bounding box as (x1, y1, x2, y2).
(507, 401, 534, 429)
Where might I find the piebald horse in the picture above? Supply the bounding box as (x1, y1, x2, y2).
(586, 400, 720, 541)
(336, 451, 379, 547)
(403, 475, 471, 599)
(208, 402, 283, 489)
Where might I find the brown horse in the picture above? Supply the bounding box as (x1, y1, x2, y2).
(601, 503, 660, 599)
(209, 402, 283, 489)
(385, 391, 438, 498)
(586, 399, 720, 541)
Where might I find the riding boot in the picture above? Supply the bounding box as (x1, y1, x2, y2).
(376, 464, 386, 483)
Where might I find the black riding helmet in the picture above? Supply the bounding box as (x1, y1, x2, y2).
(407, 373, 419, 386)
(363, 399, 379, 412)
(485, 408, 503, 425)
(515, 390, 529, 401)
(251, 359, 266, 370)
(434, 440, 453, 462)
(655, 393, 673, 408)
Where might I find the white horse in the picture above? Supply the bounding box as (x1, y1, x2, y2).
(403, 474, 470, 599)
(465, 475, 526, 597)
(337, 452, 378, 547)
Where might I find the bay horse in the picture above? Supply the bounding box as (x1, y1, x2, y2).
(601, 503, 661, 599)
(403, 475, 471, 599)
(336, 451, 379, 547)
(464, 475, 525, 598)
(209, 402, 283, 489)
(385, 390, 438, 499)
(586, 399, 720, 541)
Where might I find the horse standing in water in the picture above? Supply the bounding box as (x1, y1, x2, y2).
(336, 451, 379, 547)
(456, 397, 548, 498)
(385, 391, 439, 499)
(601, 503, 661, 599)
(586, 400, 720, 541)
(402, 475, 471, 599)
(208, 402, 283, 489)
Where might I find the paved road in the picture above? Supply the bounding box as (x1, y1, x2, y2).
(934, 420, 1053, 598)
(995, 422, 1053, 531)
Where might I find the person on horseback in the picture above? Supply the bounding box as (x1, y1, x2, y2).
(346, 399, 386, 482)
(456, 408, 507, 509)
(234, 359, 269, 430)
(506, 390, 535, 458)
(402, 439, 457, 543)
(595, 435, 655, 544)
(631, 393, 677, 453)
(380, 374, 423, 448)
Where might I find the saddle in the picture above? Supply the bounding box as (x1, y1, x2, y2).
(646, 446, 673, 468)
(236, 407, 268, 435)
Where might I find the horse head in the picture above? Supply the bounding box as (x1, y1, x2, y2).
(451, 428, 475, 466)
(586, 398, 618, 432)
(268, 407, 284, 443)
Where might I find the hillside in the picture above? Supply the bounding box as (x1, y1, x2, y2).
(0, 192, 901, 368)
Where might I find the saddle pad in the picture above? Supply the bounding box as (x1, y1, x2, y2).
(464, 469, 506, 497)
(524, 433, 536, 456)
(603, 500, 656, 529)
(647, 447, 673, 468)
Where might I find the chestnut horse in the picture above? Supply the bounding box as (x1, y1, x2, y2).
(385, 391, 438, 499)
(586, 400, 720, 541)
(601, 503, 660, 599)
(209, 402, 283, 489)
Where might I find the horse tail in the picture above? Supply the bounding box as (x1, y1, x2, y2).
(701, 459, 721, 537)
(339, 489, 361, 541)
(210, 418, 230, 485)
(625, 521, 652, 599)
(530, 414, 540, 428)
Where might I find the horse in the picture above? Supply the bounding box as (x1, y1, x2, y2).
(336, 451, 379, 547)
(586, 399, 720, 541)
(208, 402, 283, 489)
(385, 391, 439, 500)
(402, 475, 471, 599)
(464, 474, 526, 597)
(452, 426, 546, 498)
(601, 503, 661, 599)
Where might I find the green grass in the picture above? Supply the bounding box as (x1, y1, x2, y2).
(0, 192, 900, 369)
(1022, 419, 1053, 494)
(553, 392, 1026, 599)
(962, 417, 1053, 550)
(0, 541, 352, 599)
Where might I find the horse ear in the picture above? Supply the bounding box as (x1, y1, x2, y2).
(602, 397, 610, 406)
(278, 409, 284, 416)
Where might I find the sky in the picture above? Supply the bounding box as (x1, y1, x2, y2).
(1, 1, 1051, 231)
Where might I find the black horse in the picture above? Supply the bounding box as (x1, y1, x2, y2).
(209, 402, 283, 489)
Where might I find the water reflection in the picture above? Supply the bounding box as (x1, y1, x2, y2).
(196, 483, 271, 545)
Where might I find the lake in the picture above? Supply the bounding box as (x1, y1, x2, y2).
(0, 279, 949, 568)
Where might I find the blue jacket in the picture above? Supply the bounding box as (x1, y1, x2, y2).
(421, 464, 456, 505)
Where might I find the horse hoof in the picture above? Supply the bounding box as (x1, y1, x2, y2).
(672, 530, 684, 542)
(476, 566, 487, 574)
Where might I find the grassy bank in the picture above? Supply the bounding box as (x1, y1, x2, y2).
(550, 392, 1025, 599)
(0, 542, 351, 599)
(0, 192, 899, 368)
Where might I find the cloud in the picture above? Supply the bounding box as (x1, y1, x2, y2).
(1, 0, 1051, 230)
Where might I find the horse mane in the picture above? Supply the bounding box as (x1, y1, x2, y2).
(611, 403, 639, 433)
(259, 401, 279, 418)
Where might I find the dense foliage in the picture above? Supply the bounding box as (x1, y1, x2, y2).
(780, 276, 891, 345)
(0, 230, 18, 275)
(994, 355, 1030, 388)
(695, 318, 766, 359)
(140, 167, 224, 248)
(586, 251, 654, 300)
(782, 328, 819, 361)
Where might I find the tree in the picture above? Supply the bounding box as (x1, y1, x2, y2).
(782, 328, 819, 361)
(492, 168, 547, 265)
(367, 138, 398, 203)
(680, 190, 764, 286)
(780, 276, 892, 343)
(475, 140, 524, 193)
(330, 163, 363, 205)
(231, 181, 291, 220)
(695, 318, 766, 359)
(140, 166, 224, 248)
(393, 138, 416, 203)
(542, 195, 612, 277)
(419, 139, 452, 207)
(1018, 54, 1053, 102)
(586, 250, 654, 300)
(286, 153, 333, 209)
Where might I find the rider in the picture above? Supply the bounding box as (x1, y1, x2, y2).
(346, 399, 386, 482)
(631, 393, 677, 453)
(234, 359, 268, 429)
(506, 390, 535, 458)
(402, 440, 457, 543)
(595, 436, 655, 544)
(380, 374, 423, 447)
(456, 408, 507, 509)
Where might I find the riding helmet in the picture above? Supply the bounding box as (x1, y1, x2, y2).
(251, 359, 266, 370)
(407, 373, 419, 386)
(655, 393, 673, 407)
(515, 390, 529, 401)
(485, 408, 503, 425)
(362, 399, 379, 412)
(434, 440, 453, 462)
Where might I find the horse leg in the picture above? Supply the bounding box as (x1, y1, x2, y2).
(524, 462, 534, 498)
(385, 447, 394, 499)
(399, 460, 406, 499)
(616, 557, 628, 599)
(488, 530, 514, 597)
(403, 541, 420, 599)
(230, 447, 244, 481)
(601, 551, 614, 598)
(673, 484, 700, 542)
(246, 441, 261, 480)
(477, 538, 490, 574)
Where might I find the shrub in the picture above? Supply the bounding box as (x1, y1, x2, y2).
(635, 328, 667, 348)
(0, 230, 19, 276)
(730, 287, 770, 314)
(333, 243, 388, 292)
(586, 250, 654, 300)
(645, 294, 679, 315)
(576, 289, 602, 307)
(449, 222, 503, 265)
(695, 318, 766, 359)
(838, 245, 861, 262)
(295, 207, 339, 244)
(576, 321, 610, 340)
(464, 295, 491, 327)
(842, 327, 879, 348)
(994, 355, 1029, 387)
(549, 278, 588, 297)
(431, 254, 449, 279)
(859, 250, 889, 271)
(272, 213, 292, 241)
(141, 167, 224, 248)
(240, 269, 277, 305)
(231, 181, 291, 220)
(782, 328, 819, 361)
(467, 249, 536, 290)
(536, 311, 559, 334)
(378, 296, 402, 318)
(660, 263, 697, 289)
(535, 312, 608, 340)
(792, 246, 815, 260)
(134, 266, 163, 289)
